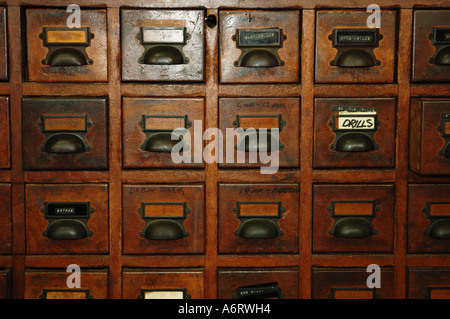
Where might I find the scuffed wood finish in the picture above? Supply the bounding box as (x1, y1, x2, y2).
(24, 269, 109, 299)
(26, 9, 107, 82)
(408, 268, 450, 299)
(0, 96, 9, 168)
(0, 8, 7, 81)
(122, 268, 204, 299)
(0, 184, 11, 255)
(315, 10, 397, 83)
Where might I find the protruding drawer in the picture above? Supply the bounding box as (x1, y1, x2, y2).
(26, 8, 107, 82)
(312, 267, 394, 299)
(409, 98, 450, 175)
(219, 10, 300, 83)
(315, 10, 397, 83)
(408, 184, 450, 253)
(25, 184, 109, 254)
(219, 97, 300, 169)
(122, 268, 204, 299)
(121, 9, 204, 82)
(122, 98, 204, 168)
(217, 267, 298, 299)
(0, 184, 11, 255)
(408, 268, 450, 299)
(412, 10, 450, 82)
(313, 184, 395, 253)
(218, 184, 299, 254)
(122, 184, 205, 254)
(314, 98, 396, 168)
(24, 269, 108, 299)
(22, 97, 108, 170)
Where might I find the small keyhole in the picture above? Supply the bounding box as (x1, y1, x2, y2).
(206, 14, 217, 28)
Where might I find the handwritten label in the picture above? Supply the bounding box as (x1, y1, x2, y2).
(337, 116, 376, 130)
(239, 186, 299, 196)
(236, 101, 286, 110)
(128, 187, 184, 195)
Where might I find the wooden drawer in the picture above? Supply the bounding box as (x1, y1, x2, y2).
(217, 267, 298, 299)
(315, 10, 397, 83)
(0, 269, 10, 299)
(312, 267, 394, 299)
(314, 98, 396, 168)
(408, 268, 450, 299)
(408, 184, 450, 253)
(25, 184, 109, 254)
(409, 98, 450, 175)
(122, 268, 204, 299)
(121, 9, 204, 82)
(0, 184, 11, 255)
(0, 96, 9, 169)
(0, 8, 7, 80)
(412, 10, 450, 83)
(22, 97, 108, 170)
(219, 10, 300, 83)
(26, 8, 107, 82)
(24, 268, 108, 299)
(122, 184, 205, 254)
(218, 184, 299, 254)
(218, 97, 300, 168)
(122, 98, 204, 168)
(313, 184, 395, 253)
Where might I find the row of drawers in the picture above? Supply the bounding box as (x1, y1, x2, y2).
(1, 183, 449, 254)
(0, 8, 449, 83)
(1, 267, 449, 299)
(0, 96, 448, 174)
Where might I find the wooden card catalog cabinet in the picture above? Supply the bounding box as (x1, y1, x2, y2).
(26, 8, 107, 82)
(121, 10, 204, 82)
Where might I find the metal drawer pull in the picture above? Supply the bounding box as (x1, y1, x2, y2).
(233, 114, 286, 152)
(41, 202, 94, 240)
(232, 27, 286, 67)
(429, 27, 450, 65)
(39, 27, 94, 66)
(423, 202, 450, 239)
(138, 202, 190, 240)
(39, 289, 93, 299)
(38, 115, 92, 154)
(233, 201, 284, 239)
(329, 106, 380, 152)
(328, 200, 379, 238)
(139, 115, 191, 153)
(138, 27, 190, 65)
(438, 113, 450, 158)
(329, 28, 382, 67)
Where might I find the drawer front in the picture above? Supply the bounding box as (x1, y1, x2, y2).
(409, 99, 450, 175)
(0, 96, 9, 169)
(408, 184, 450, 253)
(26, 9, 107, 82)
(219, 97, 300, 168)
(219, 10, 300, 83)
(315, 10, 396, 83)
(218, 184, 299, 254)
(313, 184, 395, 253)
(123, 98, 204, 168)
(122, 268, 204, 299)
(0, 269, 10, 299)
(312, 267, 394, 299)
(25, 184, 109, 254)
(217, 267, 298, 299)
(121, 10, 204, 82)
(408, 268, 450, 299)
(22, 97, 108, 170)
(0, 184, 11, 254)
(0, 8, 7, 80)
(314, 98, 396, 168)
(412, 10, 450, 83)
(122, 184, 205, 254)
(24, 269, 108, 299)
